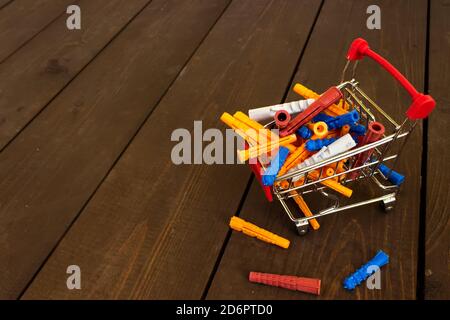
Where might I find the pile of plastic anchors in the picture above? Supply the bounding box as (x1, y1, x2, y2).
(220, 82, 399, 294)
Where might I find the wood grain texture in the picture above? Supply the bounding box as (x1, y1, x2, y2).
(0, 0, 13, 10)
(22, 0, 322, 300)
(0, 0, 151, 150)
(207, 0, 427, 300)
(0, 0, 230, 300)
(0, 0, 73, 62)
(424, 0, 450, 300)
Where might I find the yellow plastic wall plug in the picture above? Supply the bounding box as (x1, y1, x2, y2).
(289, 191, 320, 230)
(233, 111, 296, 152)
(220, 112, 259, 145)
(238, 134, 297, 162)
(340, 124, 351, 136)
(229, 216, 290, 249)
(293, 83, 348, 116)
(277, 121, 328, 177)
(308, 170, 353, 198)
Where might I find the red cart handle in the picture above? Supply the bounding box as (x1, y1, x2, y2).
(346, 38, 435, 120)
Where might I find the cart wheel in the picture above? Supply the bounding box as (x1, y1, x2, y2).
(381, 196, 396, 212)
(295, 220, 310, 236)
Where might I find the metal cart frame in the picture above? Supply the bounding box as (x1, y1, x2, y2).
(270, 38, 435, 235)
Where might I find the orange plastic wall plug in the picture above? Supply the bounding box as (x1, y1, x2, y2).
(229, 216, 290, 249)
(290, 191, 320, 230)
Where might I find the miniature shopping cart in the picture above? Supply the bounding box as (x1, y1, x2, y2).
(269, 38, 435, 235)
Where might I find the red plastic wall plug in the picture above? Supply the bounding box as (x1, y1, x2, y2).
(274, 109, 291, 129)
(249, 271, 321, 295)
(348, 121, 385, 180)
(280, 86, 343, 137)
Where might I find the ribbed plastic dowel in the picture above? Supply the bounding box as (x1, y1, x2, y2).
(249, 272, 321, 295)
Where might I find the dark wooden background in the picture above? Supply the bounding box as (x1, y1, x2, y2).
(0, 0, 448, 300)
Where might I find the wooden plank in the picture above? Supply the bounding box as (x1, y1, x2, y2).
(207, 0, 427, 299)
(22, 0, 322, 300)
(0, 0, 231, 299)
(0, 0, 151, 150)
(425, 0, 450, 300)
(0, 0, 13, 10)
(0, 0, 74, 63)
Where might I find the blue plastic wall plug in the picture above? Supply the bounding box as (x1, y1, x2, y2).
(350, 124, 366, 136)
(343, 250, 389, 290)
(262, 146, 290, 186)
(314, 110, 359, 130)
(327, 109, 360, 130)
(313, 113, 334, 123)
(296, 126, 312, 139)
(378, 164, 405, 185)
(305, 137, 337, 151)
